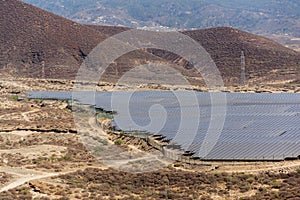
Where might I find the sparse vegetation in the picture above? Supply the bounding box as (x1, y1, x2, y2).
(0, 186, 32, 199)
(53, 167, 300, 199)
(114, 139, 123, 145)
(10, 95, 19, 101)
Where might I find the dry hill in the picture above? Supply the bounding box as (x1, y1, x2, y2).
(0, 0, 106, 79)
(1, 0, 299, 86)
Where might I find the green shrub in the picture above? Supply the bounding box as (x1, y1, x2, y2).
(61, 153, 72, 161)
(102, 139, 109, 145)
(10, 95, 19, 101)
(246, 177, 255, 184)
(271, 181, 281, 189)
(239, 184, 251, 193)
(114, 139, 123, 145)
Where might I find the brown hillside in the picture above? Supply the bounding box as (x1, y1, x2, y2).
(146, 27, 300, 84)
(0, 0, 299, 86)
(0, 0, 168, 81)
(183, 27, 300, 83)
(87, 25, 130, 37)
(90, 25, 300, 85)
(0, 0, 106, 79)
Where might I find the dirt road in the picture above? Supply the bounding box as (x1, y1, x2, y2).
(0, 165, 108, 192)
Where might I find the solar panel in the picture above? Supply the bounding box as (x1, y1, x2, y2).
(26, 91, 300, 161)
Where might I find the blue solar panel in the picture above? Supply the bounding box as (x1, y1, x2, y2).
(26, 91, 300, 161)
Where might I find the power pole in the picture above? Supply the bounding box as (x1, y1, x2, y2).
(41, 61, 45, 79)
(240, 51, 246, 85)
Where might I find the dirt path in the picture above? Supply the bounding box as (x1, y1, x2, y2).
(0, 79, 32, 91)
(215, 160, 300, 174)
(0, 173, 61, 192)
(0, 108, 39, 123)
(0, 165, 108, 192)
(88, 116, 107, 136)
(0, 167, 60, 192)
(21, 109, 39, 122)
(88, 116, 172, 168)
(0, 145, 66, 160)
(0, 130, 35, 137)
(103, 152, 168, 166)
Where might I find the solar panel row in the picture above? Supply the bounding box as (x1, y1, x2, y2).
(26, 91, 300, 161)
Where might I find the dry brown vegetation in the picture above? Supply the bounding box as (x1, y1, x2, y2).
(3, 167, 297, 200)
(0, 185, 33, 200)
(0, 172, 13, 187)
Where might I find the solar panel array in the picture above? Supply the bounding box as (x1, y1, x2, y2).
(26, 91, 73, 100)
(26, 91, 300, 161)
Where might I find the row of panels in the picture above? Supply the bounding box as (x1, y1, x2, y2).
(27, 91, 300, 160)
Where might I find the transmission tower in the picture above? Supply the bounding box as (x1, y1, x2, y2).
(240, 51, 246, 85)
(42, 61, 45, 79)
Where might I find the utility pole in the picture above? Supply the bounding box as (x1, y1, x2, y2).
(41, 61, 45, 79)
(240, 51, 246, 85)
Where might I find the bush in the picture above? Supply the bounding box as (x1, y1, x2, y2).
(10, 95, 19, 101)
(61, 153, 72, 161)
(271, 181, 281, 189)
(102, 139, 109, 145)
(239, 184, 251, 193)
(114, 139, 123, 145)
(246, 177, 255, 184)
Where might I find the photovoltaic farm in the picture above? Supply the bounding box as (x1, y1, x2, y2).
(27, 91, 300, 161)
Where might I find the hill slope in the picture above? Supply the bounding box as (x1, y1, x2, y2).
(1, 0, 299, 86)
(89, 26, 300, 85)
(0, 0, 107, 79)
(181, 28, 300, 83)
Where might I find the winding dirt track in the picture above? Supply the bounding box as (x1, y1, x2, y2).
(0, 171, 61, 192)
(0, 165, 108, 192)
(21, 109, 39, 122)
